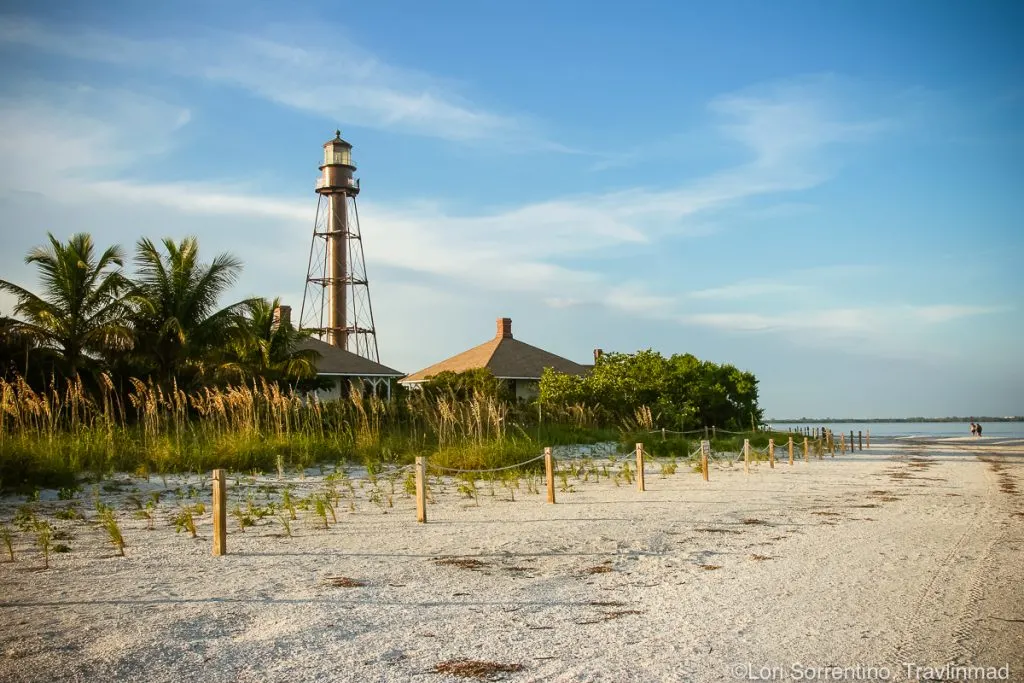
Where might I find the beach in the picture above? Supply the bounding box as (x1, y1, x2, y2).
(1, 438, 1022, 682)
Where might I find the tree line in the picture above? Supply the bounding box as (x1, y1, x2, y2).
(1, 233, 317, 389)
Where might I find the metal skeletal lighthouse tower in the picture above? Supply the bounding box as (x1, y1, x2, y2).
(299, 131, 380, 361)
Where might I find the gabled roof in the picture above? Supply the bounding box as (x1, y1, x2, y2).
(401, 318, 588, 383)
(298, 337, 404, 377)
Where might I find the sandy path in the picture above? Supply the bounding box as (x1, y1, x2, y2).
(1, 443, 1021, 682)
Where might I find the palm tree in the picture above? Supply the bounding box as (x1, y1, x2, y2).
(0, 233, 131, 375)
(215, 297, 320, 384)
(129, 236, 254, 385)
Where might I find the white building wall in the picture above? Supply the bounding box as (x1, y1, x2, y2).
(514, 379, 540, 401)
(317, 377, 346, 402)
(315, 376, 393, 402)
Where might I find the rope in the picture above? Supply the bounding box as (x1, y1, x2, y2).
(648, 428, 706, 435)
(427, 452, 547, 475)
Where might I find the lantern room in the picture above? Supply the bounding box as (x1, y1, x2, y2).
(317, 130, 359, 194)
(323, 130, 355, 168)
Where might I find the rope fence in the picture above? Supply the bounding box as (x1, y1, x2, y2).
(427, 453, 547, 475)
(196, 428, 877, 553)
(648, 428, 707, 436)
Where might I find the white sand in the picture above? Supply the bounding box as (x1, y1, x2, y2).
(1, 441, 1022, 682)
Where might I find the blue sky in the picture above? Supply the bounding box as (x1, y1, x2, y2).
(0, 1, 1021, 418)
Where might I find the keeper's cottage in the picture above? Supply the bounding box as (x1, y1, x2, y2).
(400, 318, 588, 400)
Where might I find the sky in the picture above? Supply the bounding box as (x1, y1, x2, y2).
(0, 1, 1021, 419)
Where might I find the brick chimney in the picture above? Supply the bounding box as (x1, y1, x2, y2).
(496, 317, 513, 339)
(272, 305, 292, 330)
(594, 348, 603, 363)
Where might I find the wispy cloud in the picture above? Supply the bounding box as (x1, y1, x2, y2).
(0, 86, 191, 188)
(0, 16, 523, 144)
(689, 281, 805, 300)
(682, 305, 1006, 359)
(709, 77, 888, 168)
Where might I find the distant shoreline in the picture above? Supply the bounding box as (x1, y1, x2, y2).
(768, 417, 1023, 423)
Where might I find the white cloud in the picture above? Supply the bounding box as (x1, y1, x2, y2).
(709, 76, 891, 167)
(683, 305, 1004, 359)
(0, 87, 191, 188)
(0, 16, 523, 144)
(689, 281, 805, 300)
(911, 304, 1005, 323)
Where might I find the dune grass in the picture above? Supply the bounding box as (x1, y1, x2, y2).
(0, 375, 623, 491)
(0, 374, 799, 491)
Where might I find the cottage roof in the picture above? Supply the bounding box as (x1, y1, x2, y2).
(298, 337, 404, 377)
(401, 318, 587, 383)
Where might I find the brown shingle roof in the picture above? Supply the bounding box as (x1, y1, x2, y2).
(298, 337, 404, 377)
(401, 318, 587, 383)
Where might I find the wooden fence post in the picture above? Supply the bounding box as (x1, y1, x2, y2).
(704, 425, 709, 440)
(858, 431, 863, 451)
(830, 431, 835, 457)
(769, 439, 775, 469)
(545, 447, 556, 504)
(866, 430, 871, 448)
(212, 469, 226, 556)
(701, 440, 709, 482)
(840, 433, 845, 454)
(743, 438, 750, 474)
(849, 431, 854, 452)
(415, 456, 427, 523)
(788, 436, 794, 466)
(636, 443, 645, 492)
(803, 437, 809, 462)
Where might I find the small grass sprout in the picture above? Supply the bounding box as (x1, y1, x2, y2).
(13, 504, 36, 532)
(99, 509, 126, 556)
(58, 485, 81, 501)
(457, 475, 479, 505)
(34, 520, 52, 569)
(278, 514, 293, 537)
(54, 506, 82, 521)
(135, 500, 157, 530)
(173, 506, 198, 537)
(230, 505, 254, 532)
(313, 496, 329, 529)
(281, 488, 297, 520)
(1, 524, 14, 561)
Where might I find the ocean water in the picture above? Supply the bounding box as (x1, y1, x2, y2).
(768, 421, 1024, 440)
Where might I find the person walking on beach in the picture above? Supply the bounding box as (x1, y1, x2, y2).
(976, 423, 982, 437)
(970, 422, 977, 436)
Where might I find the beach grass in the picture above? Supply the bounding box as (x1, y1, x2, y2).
(0, 374, 794, 491)
(0, 375, 625, 490)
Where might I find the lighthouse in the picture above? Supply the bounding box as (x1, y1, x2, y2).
(299, 131, 380, 361)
